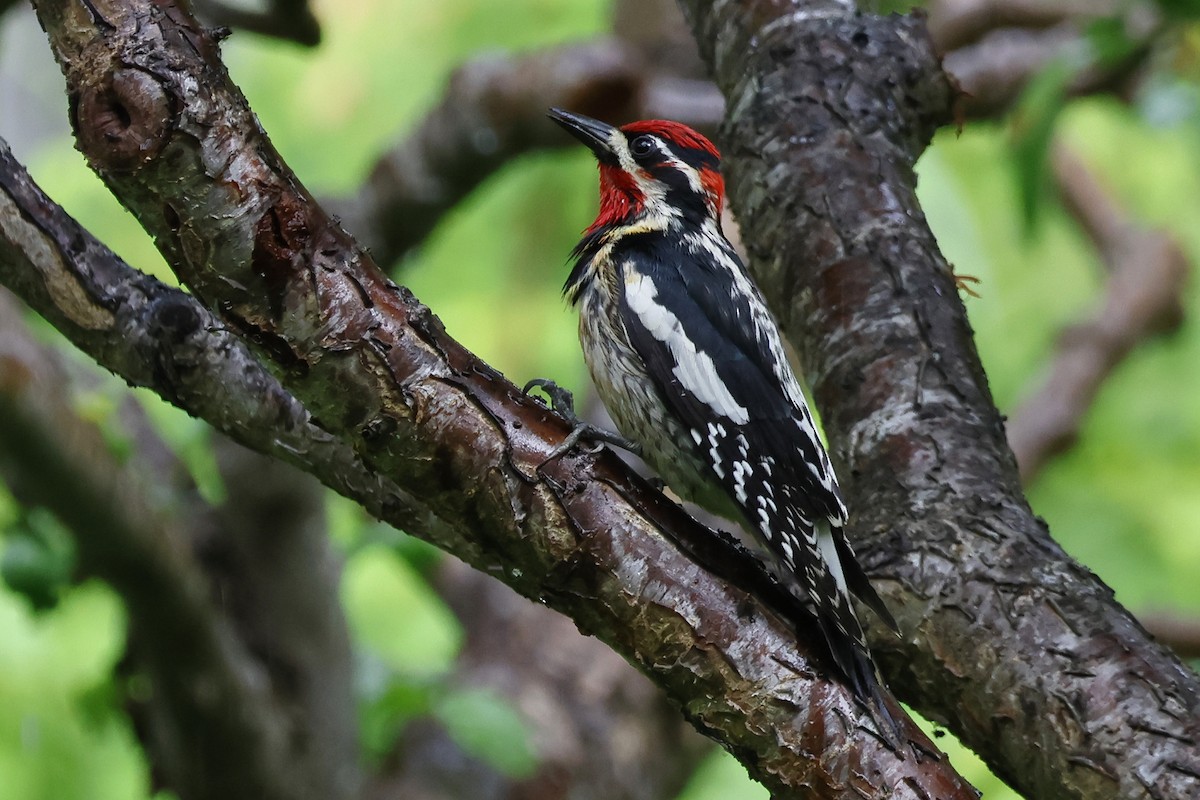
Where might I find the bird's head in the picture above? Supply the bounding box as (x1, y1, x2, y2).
(549, 108, 725, 234)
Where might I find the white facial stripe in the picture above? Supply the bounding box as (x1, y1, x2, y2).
(624, 268, 750, 425)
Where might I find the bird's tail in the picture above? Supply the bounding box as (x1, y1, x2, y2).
(841, 625, 905, 744)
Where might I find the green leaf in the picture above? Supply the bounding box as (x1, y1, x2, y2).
(359, 674, 438, 762)
(1085, 16, 1141, 67)
(434, 688, 538, 778)
(1, 510, 76, 611)
(1156, 0, 1200, 20)
(1009, 57, 1074, 232)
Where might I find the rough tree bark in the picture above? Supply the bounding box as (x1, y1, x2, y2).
(20, 0, 974, 797)
(676, 1, 1200, 799)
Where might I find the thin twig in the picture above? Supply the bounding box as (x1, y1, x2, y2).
(192, 0, 320, 46)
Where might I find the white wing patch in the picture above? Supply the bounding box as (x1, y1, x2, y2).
(707, 422, 727, 478)
(815, 519, 849, 598)
(624, 267, 750, 425)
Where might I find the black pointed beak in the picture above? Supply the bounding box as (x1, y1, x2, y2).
(548, 108, 619, 163)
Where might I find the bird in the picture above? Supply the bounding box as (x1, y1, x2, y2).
(540, 107, 900, 732)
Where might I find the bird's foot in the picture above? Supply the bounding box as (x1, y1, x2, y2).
(523, 378, 642, 462)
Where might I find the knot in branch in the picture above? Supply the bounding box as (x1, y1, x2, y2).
(74, 68, 173, 170)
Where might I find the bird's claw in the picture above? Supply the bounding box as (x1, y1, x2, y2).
(524, 377, 642, 464)
(523, 378, 581, 423)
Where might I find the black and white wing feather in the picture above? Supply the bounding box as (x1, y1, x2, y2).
(614, 231, 894, 698)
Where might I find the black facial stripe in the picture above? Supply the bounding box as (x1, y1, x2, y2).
(654, 166, 710, 222)
(662, 141, 719, 172)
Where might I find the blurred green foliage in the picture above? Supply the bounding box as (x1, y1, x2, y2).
(0, 508, 76, 611)
(0, 580, 152, 799)
(1009, 56, 1075, 231)
(3, 0, 1200, 798)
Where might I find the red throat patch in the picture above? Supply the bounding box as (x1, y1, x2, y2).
(587, 163, 645, 234)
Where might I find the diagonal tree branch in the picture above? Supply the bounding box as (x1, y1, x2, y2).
(20, 1, 974, 796)
(0, 137, 701, 799)
(331, 37, 723, 267)
(1007, 144, 1188, 483)
(675, 1, 1200, 799)
(0, 136, 482, 565)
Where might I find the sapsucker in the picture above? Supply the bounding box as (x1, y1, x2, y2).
(546, 107, 899, 729)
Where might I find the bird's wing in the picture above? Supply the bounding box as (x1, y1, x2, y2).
(615, 237, 896, 637)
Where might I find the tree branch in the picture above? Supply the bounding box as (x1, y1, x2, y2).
(0, 137, 482, 565)
(926, 0, 1121, 52)
(943, 23, 1149, 120)
(21, 1, 974, 795)
(0, 293, 307, 800)
(332, 37, 724, 266)
(676, 1, 1200, 799)
(1007, 144, 1188, 483)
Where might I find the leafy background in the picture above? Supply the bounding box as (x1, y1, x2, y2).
(3, 0, 1200, 797)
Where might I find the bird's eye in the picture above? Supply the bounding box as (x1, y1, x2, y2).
(630, 136, 656, 157)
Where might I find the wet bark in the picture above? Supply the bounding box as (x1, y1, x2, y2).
(677, 2, 1200, 799)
